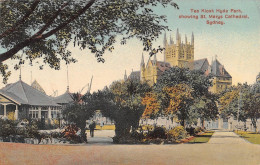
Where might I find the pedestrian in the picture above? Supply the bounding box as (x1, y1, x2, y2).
(100, 121, 104, 130)
(89, 120, 96, 137)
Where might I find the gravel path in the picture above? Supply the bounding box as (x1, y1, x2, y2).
(0, 130, 259, 165)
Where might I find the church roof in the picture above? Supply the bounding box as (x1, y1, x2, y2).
(31, 80, 46, 94)
(1, 80, 60, 106)
(155, 61, 171, 72)
(193, 58, 208, 71)
(211, 59, 232, 78)
(53, 91, 74, 104)
(129, 71, 140, 80)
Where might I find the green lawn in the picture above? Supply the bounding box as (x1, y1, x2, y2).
(235, 131, 260, 144)
(188, 131, 215, 143)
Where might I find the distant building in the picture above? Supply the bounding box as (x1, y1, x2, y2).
(0, 80, 60, 120)
(127, 29, 232, 93)
(53, 88, 74, 106)
(207, 59, 232, 93)
(163, 28, 194, 69)
(140, 54, 171, 86)
(31, 80, 46, 94)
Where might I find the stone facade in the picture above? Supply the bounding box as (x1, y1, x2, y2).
(164, 29, 194, 68)
(207, 59, 232, 93)
(128, 29, 232, 94)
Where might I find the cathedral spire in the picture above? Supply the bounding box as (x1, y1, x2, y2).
(191, 32, 194, 45)
(170, 34, 173, 45)
(141, 53, 145, 67)
(163, 33, 167, 47)
(153, 54, 157, 65)
(176, 28, 179, 41)
(185, 34, 187, 44)
(124, 70, 127, 81)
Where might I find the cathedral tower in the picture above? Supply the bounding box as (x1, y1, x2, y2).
(164, 29, 194, 69)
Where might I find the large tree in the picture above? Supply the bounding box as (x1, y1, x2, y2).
(109, 79, 151, 140)
(191, 94, 218, 128)
(0, 0, 178, 83)
(154, 67, 214, 127)
(65, 79, 151, 143)
(219, 83, 260, 132)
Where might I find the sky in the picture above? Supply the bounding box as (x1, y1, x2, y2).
(0, 0, 260, 96)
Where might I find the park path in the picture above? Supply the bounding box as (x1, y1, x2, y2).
(209, 130, 248, 144)
(87, 130, 114, 144)
(1, 129, 260, 165)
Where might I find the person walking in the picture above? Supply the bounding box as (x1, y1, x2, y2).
(89, 121, 96, 137)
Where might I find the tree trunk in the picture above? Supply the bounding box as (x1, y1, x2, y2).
(79, 126, 87, 143)
(202, 119, 205, 129)
(251, 118, 257, 133)
(181, 119, 185, 127)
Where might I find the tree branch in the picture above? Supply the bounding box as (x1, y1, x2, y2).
(0, 0, 96, 62)
(0, 0, 40, 39)
(33, 0, 71, 38)
(41, 0, 96, 39)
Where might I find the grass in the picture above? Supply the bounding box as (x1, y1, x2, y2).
(188, 131, 215, 143)
(234, 130, 260, 144)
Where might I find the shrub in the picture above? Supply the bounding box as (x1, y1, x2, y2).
(25, 121, 40, 138)
(186, 127, 195, 136)
(167, 126, 187, 141)
(51, 131, 63, 139)
(131, 130, 144, 141)
(62, 125, 81, 143)
(194, 127, 203, 134)
(147, 127, 167, 139)
(0, 119, 17, 137)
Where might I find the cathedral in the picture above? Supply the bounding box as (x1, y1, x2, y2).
(128, 29, 232, 93)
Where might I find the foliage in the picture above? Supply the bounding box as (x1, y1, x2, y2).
(63, 102, 94, 142)
(191, 94, 218, 128)
(154, 67, 213, 127)
(147, 126, 167, 139)
(0, 119, 17, 137)
(109, 79, 151, 140)
(62, 124, 81, 143)
(219, 83, 260, 132)
(167, 126, 187, 141)
(24, 120, 40, 138)
(156, 67, 212, 97)
(194, 126, 204, 134)
(163, 84, 193, 114)
(142, 92, 160, 119)
(0, 0, 178, 83)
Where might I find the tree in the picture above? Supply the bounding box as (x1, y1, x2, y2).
(219, 84, 248, 122)
(155, 67, 212, 97)
(154, 67, 214, 127)
(0, 0, 178, 83)
(162, 84, 193, 127)
(219, 83, 260, 132)
(142, 92, 160, 119)
(109, 79, 151, 139)
(191, 94, 218, 128)
(63, 103, 93, 142)
(241, 83, 260, 132)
